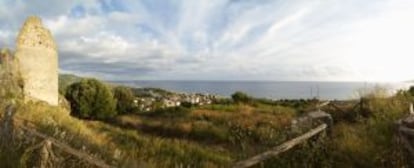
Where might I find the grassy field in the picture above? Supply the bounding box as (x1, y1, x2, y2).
(6, 101, 309, 167)
(7, 93, 410, 167)
(113, 103, 298, 158)
(0, 66, 412, 167)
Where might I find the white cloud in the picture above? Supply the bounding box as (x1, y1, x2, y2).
(45, 15, 105, 37)
(1, 0, 414, 81)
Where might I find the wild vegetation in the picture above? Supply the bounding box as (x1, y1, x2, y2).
(260, 88, 411, 168)
(1, 67, 413, 167)
(58, 74, 82, 94)
(112, 86, 138, 114)
(65, 78, 117, 120)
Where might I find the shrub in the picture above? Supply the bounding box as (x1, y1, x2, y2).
(181, 102, 194, 108)
(150, 106, 191, 118)
(409, 86, 414, 96)
(65, 78, 117, 120)
(213, 98, 233, 105)
(231, 91, 251, 103)
(113, 86, 136, 114)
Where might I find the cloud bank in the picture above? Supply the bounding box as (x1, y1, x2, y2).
(1, 0, 414, 81)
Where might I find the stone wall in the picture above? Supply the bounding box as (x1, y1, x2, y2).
(14, 16, 58, 106)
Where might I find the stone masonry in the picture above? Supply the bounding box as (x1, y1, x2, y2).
(14, 16, 58, 106)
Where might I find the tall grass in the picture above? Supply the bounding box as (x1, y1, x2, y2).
(14, 102, 233, 167)
(323, 87, 409, 168)
(245, 87, 410, 168)
(113, 103, 299, 162)
(2, 52, 410, 168)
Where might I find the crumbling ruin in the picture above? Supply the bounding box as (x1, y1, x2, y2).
(14, 16, 58, 106)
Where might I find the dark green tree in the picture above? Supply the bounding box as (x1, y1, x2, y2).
(113, 86, 136, 114)
(409, 86, 414, 96)
(65, 78, 117, 120)
(231, 91, 251, 103)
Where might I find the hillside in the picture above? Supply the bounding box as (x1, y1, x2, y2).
(2, 83, 412, 167)
(58, 74, 83, 94)
(0, 54, 409, 168)
(1, 9, 414, 168)
(0, 51, 412, 167)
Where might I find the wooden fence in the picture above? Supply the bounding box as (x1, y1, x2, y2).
(396, 108, 414, 167)
(2, 102, 334, 168)
(232, 106, 333, 168)
(0, 104, 114, 168)
(233, 124, 327, 168)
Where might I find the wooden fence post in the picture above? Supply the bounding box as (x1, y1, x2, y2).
(0, 103, 17, 168)
(39, 139, 54, 168)
(396, 106, 414, 167)
(0, 104, 16, 144)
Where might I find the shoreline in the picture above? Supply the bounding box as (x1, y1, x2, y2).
(109, 80, 410, 101)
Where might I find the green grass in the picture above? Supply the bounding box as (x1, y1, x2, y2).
(326, 94, 409, 168)
(6, 93, 410, 167)
(1, 60, 412, 167)
(112, 103, 298, 160)
(11, 102, 234, 167)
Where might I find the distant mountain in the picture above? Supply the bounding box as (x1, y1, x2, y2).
(405, 80, 414, 83)
(59, 74, 83, 94)
(59, 74, 177, 98)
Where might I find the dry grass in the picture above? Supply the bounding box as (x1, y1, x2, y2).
(4, 93, 410, 168)
(13, 101, 233, 167)
(326, 91, 410, 168)
(112, 103, 298, 161)
(2, 54, 409, 168)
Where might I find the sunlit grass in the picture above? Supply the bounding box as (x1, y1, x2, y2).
(14, 101, 233, 167)
(113, 103, 298, 161)
(1, 59, 411, 168)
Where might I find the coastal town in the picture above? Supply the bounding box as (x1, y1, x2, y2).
(133, 89, 217, 112)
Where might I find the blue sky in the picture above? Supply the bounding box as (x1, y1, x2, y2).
(1, 0, 414, 81)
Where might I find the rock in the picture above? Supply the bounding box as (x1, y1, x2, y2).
(307, 110, 333, 128)
(291, 110, 333, 134)
(15, 16, 58, 106)
(402, 116, 414, 128)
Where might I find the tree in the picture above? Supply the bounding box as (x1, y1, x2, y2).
(231, 91, 251, 103)
(113, 86, 136, 114)
(409, 86, 414, 96)
(65, 78, 117, 120)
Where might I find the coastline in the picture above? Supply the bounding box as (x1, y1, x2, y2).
(109, 80, 411, 101)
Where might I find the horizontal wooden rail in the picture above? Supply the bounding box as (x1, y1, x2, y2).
(399, 125, 414, 136)
(396, 112, 414, 167)
(14, 118, 114, 168)
(400, 134, 414, 155)
(233, 124, 327, 168)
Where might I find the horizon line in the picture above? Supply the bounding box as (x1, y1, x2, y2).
(107, 79, 411, 83)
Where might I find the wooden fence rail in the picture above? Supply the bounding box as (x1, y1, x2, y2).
(17, 123, 114, 168)
(1, 107, 115, 168)
(3, 103, 333, 168)
(396, 113, 414, 167)
(233, 124, 327, 168)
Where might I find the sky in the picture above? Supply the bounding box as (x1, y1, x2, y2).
(0, 0, 414, 82)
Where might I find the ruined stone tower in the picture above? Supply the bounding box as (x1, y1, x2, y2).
(15, 16, 58, 106)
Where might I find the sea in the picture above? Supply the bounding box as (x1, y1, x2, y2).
(111, 81, 414, 100)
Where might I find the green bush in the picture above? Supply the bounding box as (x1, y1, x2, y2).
(113, 86, 136, 114)
(408, 86, 414, 96)
(231, 91, 251, 103)
(65, 78, 117, 120)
